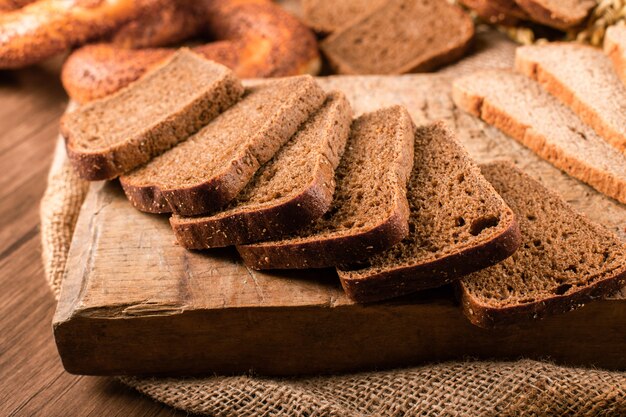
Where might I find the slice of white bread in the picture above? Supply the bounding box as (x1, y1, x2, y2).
(170, 92, 353, 248)
(452, 69, 626, 204)
(459, 161, 626, 328)
(237, 105, 415, 269)
(60, 49, 244, 181)
(120, 75, 326, 216)
(605, 24, 626, 87)
(337, 122, 521, 303)
(516, 43, 626, 155)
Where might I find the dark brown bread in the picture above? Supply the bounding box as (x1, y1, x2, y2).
(320, 0, 474, 75)
(515, 43, 626, 155)
(170, 92, 353, 248)
(514, 0, 595, 29)
(337, 122, 521, 303)
(301, 0, 386, 33)
(237, 105, 415, 269)
(120, 75, 326, 216)
(459, 161, 626, 328)
(459, 0, 528, 26)
(453, 69, 626, 204)
(60, 49, 243, 181)
(605, 24, 626, 88)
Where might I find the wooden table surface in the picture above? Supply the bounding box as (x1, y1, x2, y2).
(0, 65, 190, 416)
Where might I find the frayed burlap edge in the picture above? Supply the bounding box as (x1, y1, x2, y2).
(41, 139, 626, 416)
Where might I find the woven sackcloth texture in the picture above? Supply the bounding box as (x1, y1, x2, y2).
(41, 137, 626, 417)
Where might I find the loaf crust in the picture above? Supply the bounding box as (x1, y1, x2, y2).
(170, 92, 353, 248)
(60, 50, 243, 181)
(605, 25, 626, 88)
(61, 0, 321, 103)
(458, 162, 626, 328)
(515, 43, 626, 155)
(453, 69, 626, 204)
(120, 76, 326, 216)
(237, 105, 415, 270)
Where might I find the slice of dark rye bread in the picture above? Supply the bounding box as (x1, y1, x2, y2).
(119, 75, 326, 216)
(170, 92, 353, 248)
(514, 0, 595, 30)
(320, 0, 474, 75)
(458, 161, 626, 328)
(605, 25, 626, 87)
(236, 105, 415, 270)
(337, 122, 521, 303)
(60, 49, 244, 181)
(515, 43, 626, 155)
(452, 70, 626, 205)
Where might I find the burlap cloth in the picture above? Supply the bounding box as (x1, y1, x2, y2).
(39, 31, 626, 416)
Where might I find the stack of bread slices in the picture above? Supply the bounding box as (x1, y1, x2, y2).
(61, 47, 626, 329)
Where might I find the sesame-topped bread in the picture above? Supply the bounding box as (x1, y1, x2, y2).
(514, 0, 595, 30)
(120, 75, 326, 216)
(605, 24, 626, 87)
(515, 43, 626, 155)
(237, 105, 415, 270)
(337, 122, 521, 303)
(170, 92, 353, 248)
(320, 0, 474, 75)
(60, 49, 244, 181)
(453, 70, 626, 204)
(301, 0, 385, 34)
(459, 162, 626, 328)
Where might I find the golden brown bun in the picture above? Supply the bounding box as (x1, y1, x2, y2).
(62, 0, 321, 103)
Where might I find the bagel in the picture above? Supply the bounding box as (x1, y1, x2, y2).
(0, 0, 164, 68)
(62, 0, 321, 103)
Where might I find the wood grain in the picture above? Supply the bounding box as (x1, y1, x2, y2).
(54, 75, 626, 377)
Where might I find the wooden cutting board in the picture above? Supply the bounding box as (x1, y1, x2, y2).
(53, 68, 626, 376)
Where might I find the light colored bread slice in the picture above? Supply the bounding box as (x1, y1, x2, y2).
(301, 0, 385, 34)
(605, 24, 626, 87)
(452, 69, 626, 204)
(515, 43, 626, 155)
(459, 161, 626, 328)
(60, 49, 243, 181)
(514, 0, 595, 29)
(120, 75, 326, 216)
(320, 0, 474, 75)
(337, 122, 521, 303)
(170, 92, 353, 248)
(459, 0, 528, 26)
(237, 105, 415, 269)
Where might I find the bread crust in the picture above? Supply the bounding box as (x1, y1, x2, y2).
(452, 71, 626, 204)
(236, 191, 411, 269)
(321, 0, 474, 75)
(120, 76, 327, 216)
(170, 92, 352, 248)
(605, 25, 626, 88)
(60, 51, 244, 181)
(339, 207, 521, 303)
(61, 0, 321, 103)
(515, 43, 626, 155)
